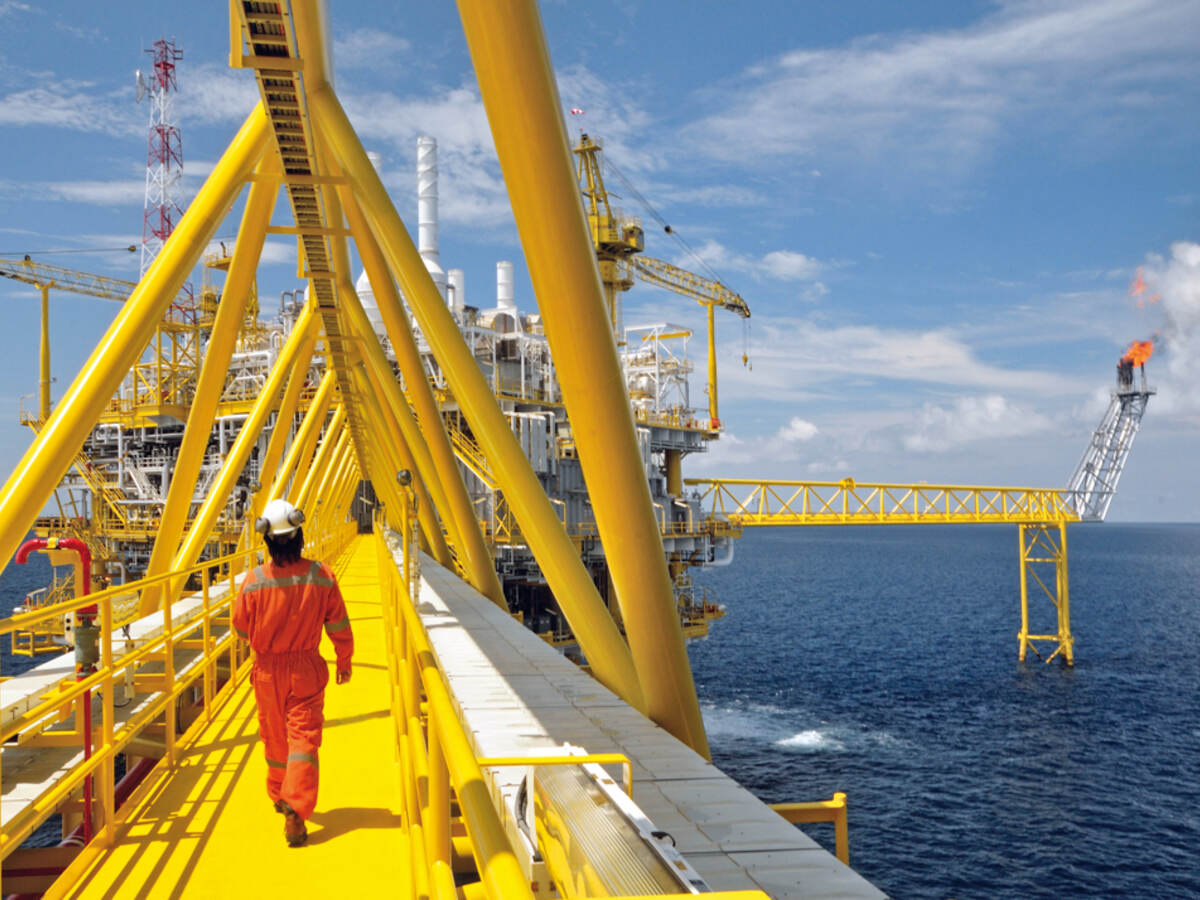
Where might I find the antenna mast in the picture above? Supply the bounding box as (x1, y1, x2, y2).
(139, 38, 184, 278)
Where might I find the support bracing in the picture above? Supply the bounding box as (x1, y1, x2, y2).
(1018, 523, 1073, 666)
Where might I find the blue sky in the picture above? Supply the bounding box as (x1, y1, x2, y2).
(0, 0, 1197, 521)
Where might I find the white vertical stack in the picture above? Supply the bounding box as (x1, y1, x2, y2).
(496, 260, 516, 311)
(418, 135, 447, 301)
(448, 268, 466, 310)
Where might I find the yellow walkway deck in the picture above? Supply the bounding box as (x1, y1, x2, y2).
(56, 537, 408, 898)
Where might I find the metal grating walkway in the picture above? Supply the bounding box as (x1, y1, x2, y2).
(53, 537, 407, 898)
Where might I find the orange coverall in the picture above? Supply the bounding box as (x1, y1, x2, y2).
(232, 557, 353, 820)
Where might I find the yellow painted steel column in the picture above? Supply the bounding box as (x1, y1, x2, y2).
(310, 87, 644, 712)
(39, 284, 50, 420)
(707, 302, 719, 428)
(457, 0, 707, 755)
(347, 361, 452, 566)
(1056, 522, 1073, 666)
(142, 159, 280, 609)
(333, 267, 467, 563)
(1018, 524, 1030, 662)
(339, 187, 505, 607)
(0, 105, 270, 575)
(251, 325, 320, 519)
(170, 303, 317, 580)
(294, 407, 347, 510)
(269, 369, 336, 502)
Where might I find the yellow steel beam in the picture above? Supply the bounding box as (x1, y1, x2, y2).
(0, 105, 270, 577)
(166, 303, 318, 593)
(337, 186, 505, 607)
(345, 361, 452, 567)
(250, 324, 320, 523)
(294, 407, 347, 513)
(309, 85, 645, 713)
(142, 157, 281, 608)
(458, 0, 707, 757)
(268, 367, 335, 503)
(687, 477, 1082, 526)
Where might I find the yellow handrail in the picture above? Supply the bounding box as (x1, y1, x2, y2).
(0, 544, 265, 860)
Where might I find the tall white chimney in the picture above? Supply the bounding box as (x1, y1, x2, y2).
(417, 136, 447, 299)
(496, 260, 515, 311)
(448, 268, 465, 310)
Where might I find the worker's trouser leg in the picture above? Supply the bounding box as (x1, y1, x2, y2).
(252, 651, 328, 820)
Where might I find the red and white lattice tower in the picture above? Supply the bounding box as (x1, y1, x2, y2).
(138, 38, 184, 278)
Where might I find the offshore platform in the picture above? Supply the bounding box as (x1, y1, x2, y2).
(0, 2, 1153, 897)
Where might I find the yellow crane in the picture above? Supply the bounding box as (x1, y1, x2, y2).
(573, 133, 750, 430)
(0, 255, 205, 422)
(0, 256, 139, 420)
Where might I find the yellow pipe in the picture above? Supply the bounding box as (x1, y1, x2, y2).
(338, 187, 505, 607)
(39, 283, 50, 420)
(457, 0, 707, 756)
(347, 361, 452, 566)
(0, 105, 270, 576)
(298, 419, 350, 516)
(143, 158, 280, 608)
(331, 265, 467, 564)
(311, 86, 644, 712)
(707, 302, 718, 428)
(251, 326, 319, 521)
(269, 368, 335, 502)
(294, 407, 347, 510)
(169, 303, 317, 581)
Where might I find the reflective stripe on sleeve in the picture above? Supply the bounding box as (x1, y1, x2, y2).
(234, 626, 249, 639)
(265, 756, 287, 770)
(324, 616, 351, 634)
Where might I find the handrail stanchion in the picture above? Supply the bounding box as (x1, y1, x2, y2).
(202, 567, 213, 718)
(99, 589, 115, 846)
(163, 571, 176, 768)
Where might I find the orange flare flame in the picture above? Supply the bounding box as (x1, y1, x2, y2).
(1121, 340, 1154, 367)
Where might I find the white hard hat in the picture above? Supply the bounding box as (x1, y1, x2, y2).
(256, 498, 305, 537)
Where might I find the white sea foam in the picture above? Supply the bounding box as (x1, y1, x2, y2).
(775, 729, 846, 751)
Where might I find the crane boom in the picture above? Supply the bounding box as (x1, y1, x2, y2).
(0, 256, 137, 302)
(629, 256, 750, 318)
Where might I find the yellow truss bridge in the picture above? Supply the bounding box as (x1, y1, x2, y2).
(688, 477, 1078, 666)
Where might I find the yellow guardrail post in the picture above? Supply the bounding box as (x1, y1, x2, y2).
(771, 792, 850, 865)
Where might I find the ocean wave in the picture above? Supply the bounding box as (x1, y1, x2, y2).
(775, 729, 846, 751)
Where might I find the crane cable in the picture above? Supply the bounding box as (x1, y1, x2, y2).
(602, 155, 751, 369)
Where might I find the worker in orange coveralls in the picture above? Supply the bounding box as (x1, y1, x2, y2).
(232, 498, 354, 847)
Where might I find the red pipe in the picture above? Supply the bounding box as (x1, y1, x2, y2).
(15, 536, 97, 842)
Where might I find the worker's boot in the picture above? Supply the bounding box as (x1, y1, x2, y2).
(279, 801, 308, 847)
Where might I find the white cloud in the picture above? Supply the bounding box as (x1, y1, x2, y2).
(1138, 241, 1200, 416)
(902, 394, 1050, 452)
(333, 29, 410, 68)
(45, 178, 145, 206)
(178, 63, 261, 127)
(689, 0, 1200, 174)
(0, 84, 135, 135)
(689, 239, 827, 288)
(762, 250, 822, 281)
(721, 319, 1090, 401)
(778, 416, 818, 443)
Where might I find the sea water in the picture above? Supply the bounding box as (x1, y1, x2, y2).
(3, 526, 1196, 893)
(690, 523, 1200, 898)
